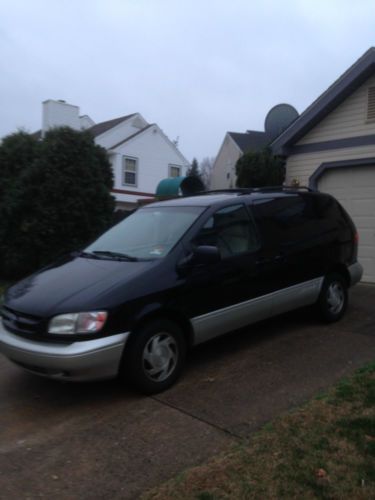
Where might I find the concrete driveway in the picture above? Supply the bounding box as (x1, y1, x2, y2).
(0, 284, 374, 499)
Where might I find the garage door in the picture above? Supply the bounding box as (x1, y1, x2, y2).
(318, 165, 375, 283)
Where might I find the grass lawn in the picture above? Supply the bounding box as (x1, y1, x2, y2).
(143, 362, 375, 499)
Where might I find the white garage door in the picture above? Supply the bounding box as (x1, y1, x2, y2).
(318, 165, 375, 283)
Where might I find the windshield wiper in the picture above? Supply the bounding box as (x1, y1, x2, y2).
(92, 250, 138, 262)
(72, 250, 101, 260)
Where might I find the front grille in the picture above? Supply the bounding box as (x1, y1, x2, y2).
(1, 306, 44, 336)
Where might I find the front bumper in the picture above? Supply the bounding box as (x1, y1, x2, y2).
(0, 323, 130, 381)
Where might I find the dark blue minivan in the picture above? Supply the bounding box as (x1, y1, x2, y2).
(0, 188, 363, 394)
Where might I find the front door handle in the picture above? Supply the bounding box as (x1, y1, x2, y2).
(256, 257, 271, 265)
(256, 254, 285, 265)
(274, 254, 286, 262)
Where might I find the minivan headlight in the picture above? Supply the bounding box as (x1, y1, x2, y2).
(48, 312, 108, 334)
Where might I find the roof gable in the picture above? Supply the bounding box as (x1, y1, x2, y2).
(228, 131, 270, 153)
(88, 114, 136, 137)
(110, 124, 154, 149)
(110, 124, 189, 165)
(272, 47, 375, 153)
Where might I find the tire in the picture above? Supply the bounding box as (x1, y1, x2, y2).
(121, 319, 187, 395)
(317, 273, 348, 323)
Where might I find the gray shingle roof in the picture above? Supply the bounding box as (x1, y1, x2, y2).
(228, 130, 270, 153)
(30, 114, 137, 140)
(88, 113, 137, 137)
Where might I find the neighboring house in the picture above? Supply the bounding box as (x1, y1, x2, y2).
(211, 130, 270, 189)
(271, 47, 375, 283)
(211, 104, 298, 189)
(38, 100, 190, 210)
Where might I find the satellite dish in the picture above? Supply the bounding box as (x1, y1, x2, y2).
(265, 104, 299, 141)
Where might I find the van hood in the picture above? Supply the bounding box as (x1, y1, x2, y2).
(4, 255, 158, 317)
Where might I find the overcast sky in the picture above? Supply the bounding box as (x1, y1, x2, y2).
(1, 0, 374, 162)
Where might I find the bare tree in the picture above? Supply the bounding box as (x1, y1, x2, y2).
(199, 156, 215, 189)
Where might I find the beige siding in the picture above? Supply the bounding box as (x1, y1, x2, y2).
(211, 135, 242, 189)
(318, 166, 375, 283)
(285, 145, 375, 186)
(297, 75, 375, 145)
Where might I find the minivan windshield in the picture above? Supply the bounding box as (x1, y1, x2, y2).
(86, 206, 205, 260)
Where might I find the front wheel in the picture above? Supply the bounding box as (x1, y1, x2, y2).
(317, 273, 348, 322)
(121, 319, 186, 395)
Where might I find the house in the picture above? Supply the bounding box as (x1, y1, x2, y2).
(210, 130, 270, 189)
(211, 104, 298, 189)
(39, 100, 190, 210)
(271, 48, 375, 283)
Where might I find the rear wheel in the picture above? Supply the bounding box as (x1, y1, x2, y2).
(121, 319, 186, 395)
(317, 273, 348, 322)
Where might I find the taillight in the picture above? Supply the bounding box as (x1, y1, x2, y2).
(354, 231, 359, 244)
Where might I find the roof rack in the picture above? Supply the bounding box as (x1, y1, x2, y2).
(252, 185, 314, 192)
(194, 188, 253, 195)
(284, 185, 313, 191)
(195, 186, 314, 196)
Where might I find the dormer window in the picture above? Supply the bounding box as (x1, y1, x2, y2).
(366, 86, 375, 121)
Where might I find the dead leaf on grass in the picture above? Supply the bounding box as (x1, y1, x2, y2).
(315, 468, 327, 478)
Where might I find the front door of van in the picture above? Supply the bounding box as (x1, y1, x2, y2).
(175, 203, 274, 344)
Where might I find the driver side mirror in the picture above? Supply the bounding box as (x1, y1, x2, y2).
(177, 245, 221, 272)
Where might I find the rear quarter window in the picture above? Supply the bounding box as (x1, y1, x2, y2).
(251, 196, 314, 247)
(312, 194, 352, 227)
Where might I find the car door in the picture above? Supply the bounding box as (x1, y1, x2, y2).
(250, 195, 326, 315)
(176, 203, 275, 344)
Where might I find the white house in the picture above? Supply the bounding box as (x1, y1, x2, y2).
(39, 100, 190, 210)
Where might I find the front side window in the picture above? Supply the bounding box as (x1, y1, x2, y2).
(86, 206, 205, 260)
(194, 204, 259, 258)
(169, 165, 181, 177)
(123, 157, 138, 186)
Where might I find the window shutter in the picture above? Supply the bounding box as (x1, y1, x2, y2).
(367, 86, 375, 121)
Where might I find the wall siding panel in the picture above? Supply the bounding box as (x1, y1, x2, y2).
(297, 75, 375, 145)
(286, 145, 375, 186)
(211, 135, 242, 189)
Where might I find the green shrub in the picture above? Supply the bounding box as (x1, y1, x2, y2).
(0, 127, 115, 279)
(235, 148, 285, 188)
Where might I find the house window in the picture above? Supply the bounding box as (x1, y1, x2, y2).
(169, 165, 181, 177)
(366, 86, 375, 121)
(123, 157, 138, 186)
